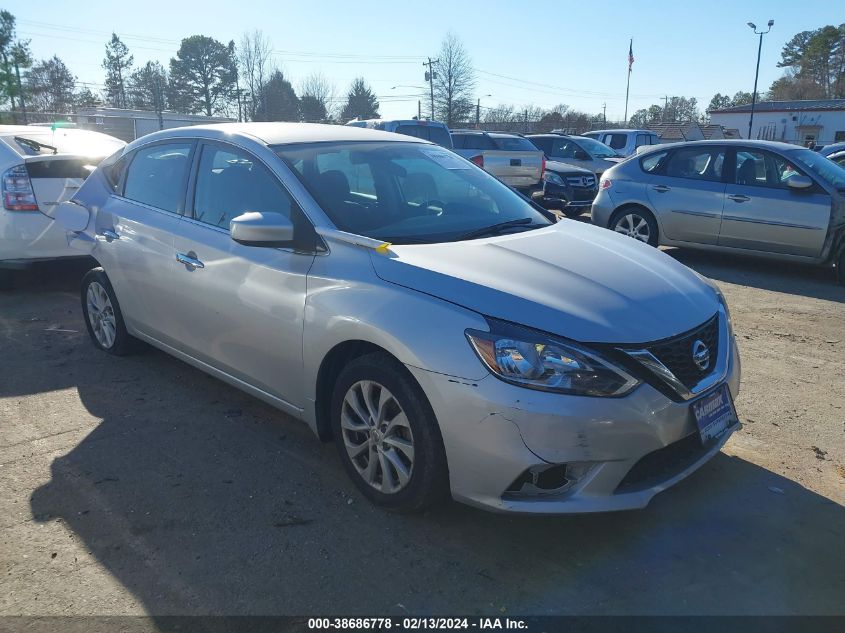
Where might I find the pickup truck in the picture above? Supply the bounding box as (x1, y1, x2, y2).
(450, 130, 544, 191)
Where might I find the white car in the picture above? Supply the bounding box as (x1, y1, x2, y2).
(0, 125, 125, 287)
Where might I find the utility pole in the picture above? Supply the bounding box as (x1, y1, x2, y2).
(747, 20, 774, 139)
(153, 74, 164, 131)
(418, 100, 421, 120)
(662, 95, 669, 121)
(524, 108, 529, 133)
(602, 102, 607, 125)
(423, 57, 438, 120)
(13, 56, 26, 124)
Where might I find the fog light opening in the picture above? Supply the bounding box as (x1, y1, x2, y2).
(506, 464, 571, 496)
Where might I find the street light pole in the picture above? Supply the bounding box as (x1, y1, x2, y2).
(747, 19, 774, 140)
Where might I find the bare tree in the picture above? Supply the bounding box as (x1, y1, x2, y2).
(299, 72, 336, 121)
(433, 32, 475, 126)
(238, 30, 273, 121)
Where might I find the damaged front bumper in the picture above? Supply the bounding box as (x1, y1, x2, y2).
(406, 335, 741, 514)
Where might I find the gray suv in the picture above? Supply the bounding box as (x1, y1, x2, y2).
(590, 140, 845, 282)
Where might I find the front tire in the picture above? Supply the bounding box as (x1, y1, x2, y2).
(837, 249, 845, 286)
(81, 268, 138, 355)
(331, 352, 449, 512)
(609, 206, 659, 247)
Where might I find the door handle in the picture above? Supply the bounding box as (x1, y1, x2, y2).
(728, 194, 750, 203)
(98, 229, 120, 241)
(651, 184, 671, 193)
(176, 252, 205, 269)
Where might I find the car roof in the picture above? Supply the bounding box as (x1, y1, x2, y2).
(125, 122, 429, 149)
(350, 118, 448, 128)
(587, 129, 652, 134)
(657, 139, 806, 151)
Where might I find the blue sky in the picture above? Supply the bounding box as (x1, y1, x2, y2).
(6, 0, 842, 120)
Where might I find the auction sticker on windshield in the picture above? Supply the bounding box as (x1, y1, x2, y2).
(421, 147, 471, 169)
(692, 384, 737, 443)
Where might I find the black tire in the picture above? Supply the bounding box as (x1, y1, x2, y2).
(331, 352, 449, 512)
(562, 206, 584, 219)
(609, 206, 659, 247)
(80, 268, 138, 356)
(837, 249, 845, 286)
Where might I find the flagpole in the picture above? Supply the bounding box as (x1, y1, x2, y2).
(624, 38, 632, 125)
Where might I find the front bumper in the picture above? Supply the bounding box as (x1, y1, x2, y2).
(532, 181, 597, 211)
(407, 333, 741, 514)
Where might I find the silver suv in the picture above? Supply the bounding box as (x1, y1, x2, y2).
(591, 140, 845, 282)
(582, 129, 661, 157)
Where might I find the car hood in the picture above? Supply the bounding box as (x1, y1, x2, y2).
(370, 222, 718, 344)
(545, 160, 594, 176)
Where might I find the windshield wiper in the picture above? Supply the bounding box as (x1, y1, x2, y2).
(455, 217, 542, 241)
(14, 136, 58, 155)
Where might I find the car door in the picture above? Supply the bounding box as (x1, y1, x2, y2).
(94, 140, 194, 345)
(170, 141, 316, 409)
(718, 148, 831, 257)
(645, 145, 727, 244)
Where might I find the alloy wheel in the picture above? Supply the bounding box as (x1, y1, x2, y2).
(86, 281, 117, 349)
(614, 213, 651, 243)
(340, 380, 415, 494)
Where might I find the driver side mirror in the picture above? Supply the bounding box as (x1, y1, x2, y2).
(786, 174, 813, 190)
(230, 211, 294, 247)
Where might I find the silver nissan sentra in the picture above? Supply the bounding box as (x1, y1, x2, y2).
(56, 123, 741, 514)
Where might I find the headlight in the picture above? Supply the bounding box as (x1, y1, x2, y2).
(543, 171, 565, 186)
(466, 322, 640, 397)
(716, 289, 733, 336)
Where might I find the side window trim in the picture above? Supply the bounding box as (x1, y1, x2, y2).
(119, 139, 197, 215)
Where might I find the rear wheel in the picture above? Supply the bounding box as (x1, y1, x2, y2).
(610, 206, 659, 247)
(81, 268, 138, 355)
(331, 352, 449, 512)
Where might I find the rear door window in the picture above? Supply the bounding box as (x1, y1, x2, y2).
(491, 136, 539, 151)
(640, 150, 669, 173)
(606, 134, 628, 150)
(462, 134, 497, 151)
(123, 142, 193, 213)
(636, 134, 650, 148)
(664, 147, 726, 182)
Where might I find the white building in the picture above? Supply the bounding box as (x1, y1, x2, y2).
(709, 99, 845, 146)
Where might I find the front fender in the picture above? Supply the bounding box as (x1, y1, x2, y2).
(301, 243, 490, 424)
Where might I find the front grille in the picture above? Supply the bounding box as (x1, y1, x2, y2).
(647, 315, 719, 390)
(566, 175, 596, 188)
(615, 433, 708, 493)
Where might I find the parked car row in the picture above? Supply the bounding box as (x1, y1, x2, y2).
(346, 118, 626, 219)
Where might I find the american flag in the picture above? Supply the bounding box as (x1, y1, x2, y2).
(628, 40, 634, 72)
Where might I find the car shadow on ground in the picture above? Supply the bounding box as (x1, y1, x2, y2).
(26, 343, 845, 616)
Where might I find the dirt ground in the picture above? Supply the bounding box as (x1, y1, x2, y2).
(1, 250, 843, 617)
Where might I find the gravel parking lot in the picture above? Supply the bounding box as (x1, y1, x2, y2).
(1, 248, 844, 616)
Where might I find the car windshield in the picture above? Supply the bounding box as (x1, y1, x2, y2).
(6, 128, 124, 158)
(275, 141, 550, 244)
(789, 148, 845, 190)
(574, 136, 618, 158)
